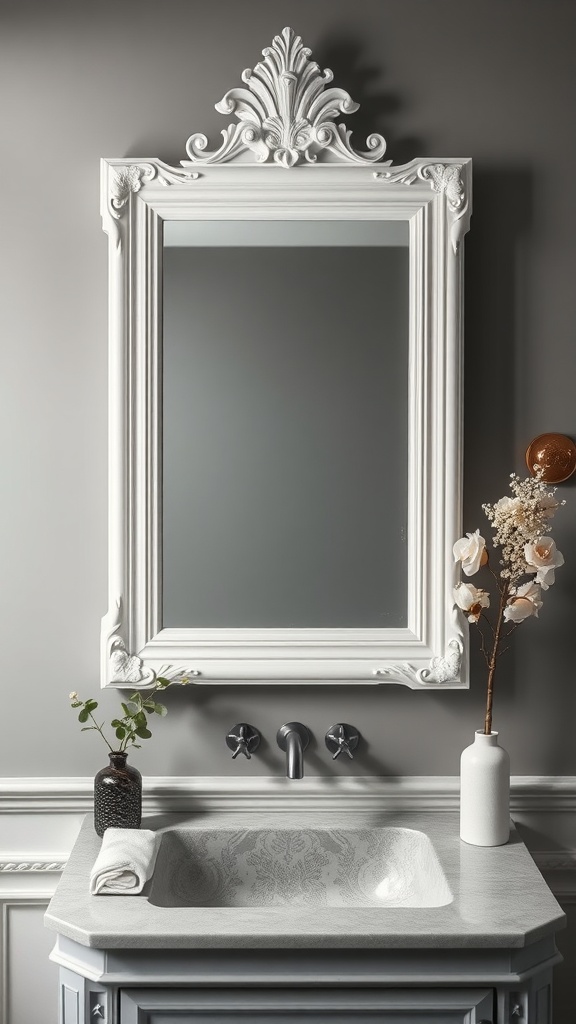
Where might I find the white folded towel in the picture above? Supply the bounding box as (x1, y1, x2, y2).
(90, 828, 159, 895)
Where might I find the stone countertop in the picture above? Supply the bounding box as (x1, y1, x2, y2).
(44, 810, 565, 950)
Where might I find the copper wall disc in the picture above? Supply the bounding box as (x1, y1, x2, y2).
(525, 433, 576, 483)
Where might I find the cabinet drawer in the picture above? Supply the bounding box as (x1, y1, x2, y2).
(119, 987, 494, 1024)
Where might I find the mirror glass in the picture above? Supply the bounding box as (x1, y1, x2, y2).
(162, 220, 409, 629)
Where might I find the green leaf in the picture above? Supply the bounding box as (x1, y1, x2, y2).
(85, 700, 98, 712)
(70, 701, 82, 708)
(134, 711, 147, 727)
(154, 703, 167, 716)
(131, 743, 141, 749)
(156, 677, 171, 689)
(126, 702, 139, 715)
(80, 727, 96, 732)
(121, 703, 130, 717)
(78, 710, 89, 723)
(115, 726, 126, 740)
(135, 726, 152, 739)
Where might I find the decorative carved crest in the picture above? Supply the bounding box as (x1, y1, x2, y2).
(183, 26, 388, 167)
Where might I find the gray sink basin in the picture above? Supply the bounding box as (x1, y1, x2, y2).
(148, 827, 453, 909)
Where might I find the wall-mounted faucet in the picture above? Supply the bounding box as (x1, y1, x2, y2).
(276, 722, 310, 779)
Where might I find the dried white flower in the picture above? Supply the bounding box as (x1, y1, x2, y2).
(482, 473, 564, 582)
(538, 494, 560, 518)
(453, 582, 490, 622)
(524, 537, 564, 590)
(453, 530, 488, 576)
(69, 691, 78, 700)
(503, 581, 543, 622)
(494, 495, 522, 515)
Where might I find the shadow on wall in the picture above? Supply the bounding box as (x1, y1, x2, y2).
(463, 164, 534, 714)
(464, 165, 534, 492)
(313, 33, 424, 164)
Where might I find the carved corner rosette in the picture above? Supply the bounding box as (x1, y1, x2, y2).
(102, 598, 154, 686)
(375, 161, 470, 254)
(106, 162, 200, 225)
(102, 598, 194, 688)
(373, 636, 464, 688)
(183, 26, 388, 168)
(417, 599, 466, 685)
(417, 637, 464, 685)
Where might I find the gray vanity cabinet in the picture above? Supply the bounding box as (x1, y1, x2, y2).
(119, 987, 495, 1024)
(55, 939, 560, 1024)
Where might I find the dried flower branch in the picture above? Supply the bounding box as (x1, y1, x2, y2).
(453, 471, 565, 735)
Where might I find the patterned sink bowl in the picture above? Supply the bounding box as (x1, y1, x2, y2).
(148, 827, 453, 908)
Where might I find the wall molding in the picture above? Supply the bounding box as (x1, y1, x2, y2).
(532, 852, 576, 904)
(0, 860, 66, 874)
(2, 774, 576, 814)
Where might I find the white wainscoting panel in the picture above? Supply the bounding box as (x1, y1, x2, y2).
(1, 901, 58, 1024)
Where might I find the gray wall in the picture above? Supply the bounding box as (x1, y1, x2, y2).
(1, 0, 576, 781)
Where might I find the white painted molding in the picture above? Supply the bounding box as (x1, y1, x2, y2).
(536, 852, 576, 872)
(533, 852, 576, 903)
(3, 775, 576, 814)
(0, 860, 66, 874)
(0, 778, 93, 814)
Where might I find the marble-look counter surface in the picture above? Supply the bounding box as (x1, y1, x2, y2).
(44, 810, 565, 950)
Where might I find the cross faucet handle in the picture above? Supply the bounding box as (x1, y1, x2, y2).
(226, 723, 261, 759)
(325, 723, 360, 760)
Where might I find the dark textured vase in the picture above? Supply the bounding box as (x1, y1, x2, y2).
(94, 751, 142, 837)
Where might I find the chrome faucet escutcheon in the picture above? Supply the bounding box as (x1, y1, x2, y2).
(276, 722, 310, 779)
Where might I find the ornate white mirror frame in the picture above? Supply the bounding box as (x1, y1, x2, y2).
(100, 27, 472, 689)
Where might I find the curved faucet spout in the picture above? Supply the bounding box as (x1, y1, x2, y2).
(285, 729, 304, 779)
(276, 722, 310, 780)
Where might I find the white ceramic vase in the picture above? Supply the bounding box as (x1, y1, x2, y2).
(460, 730, 510, 846)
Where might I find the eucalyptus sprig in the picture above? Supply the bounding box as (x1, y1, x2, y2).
(69, 676, 185, 752)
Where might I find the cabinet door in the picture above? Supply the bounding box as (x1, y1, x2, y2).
(120, 987, 494, 1023)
